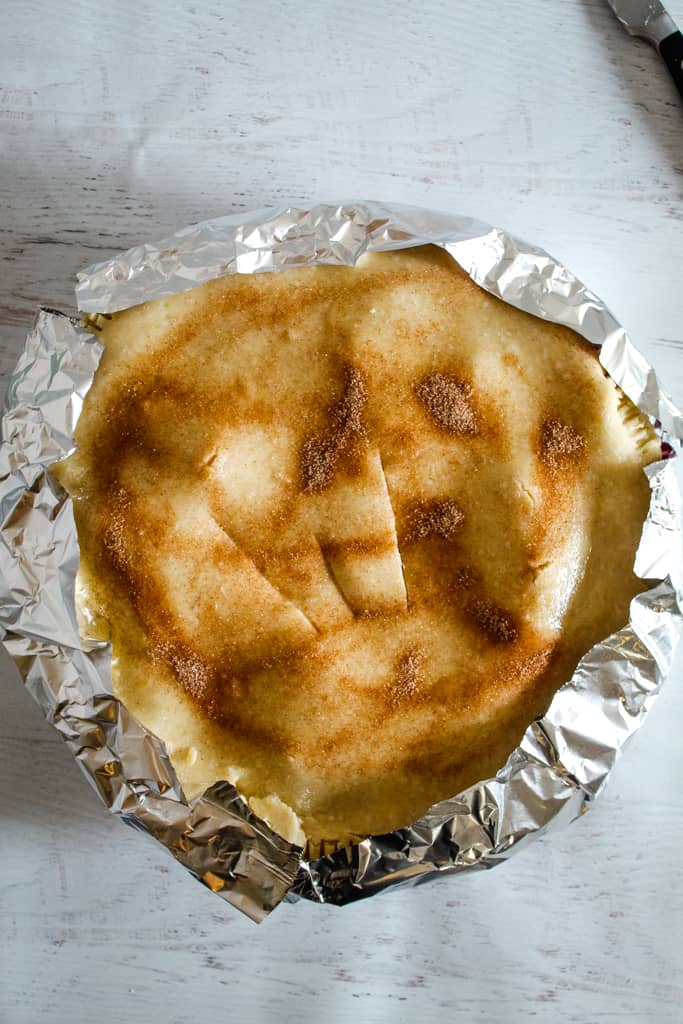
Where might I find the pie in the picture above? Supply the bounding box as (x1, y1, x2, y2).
(55, 245, 660, 847)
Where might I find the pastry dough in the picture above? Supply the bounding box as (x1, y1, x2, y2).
(56, 246, 660, 845)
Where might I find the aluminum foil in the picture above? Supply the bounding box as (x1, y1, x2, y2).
(2, 202, 681, 921)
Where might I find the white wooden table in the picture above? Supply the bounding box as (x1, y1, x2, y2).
(2, 2, 683, 1020)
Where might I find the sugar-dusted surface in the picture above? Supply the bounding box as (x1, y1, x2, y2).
(56, 248, 656, 843)
(2, 1, 683, 1021)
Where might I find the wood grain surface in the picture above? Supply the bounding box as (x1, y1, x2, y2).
(1, 1, 683, 1021)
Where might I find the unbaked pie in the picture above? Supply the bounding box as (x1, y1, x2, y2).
(55, 245, 660, 845)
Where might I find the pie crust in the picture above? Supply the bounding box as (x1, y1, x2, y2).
(56, 246, 660, 844)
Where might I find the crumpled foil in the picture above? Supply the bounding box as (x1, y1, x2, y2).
(1, 202, 681, 921)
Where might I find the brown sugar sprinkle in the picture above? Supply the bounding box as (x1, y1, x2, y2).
(100, 487, 133, 574)
(387, 647, 425, 708)
(322, 534, 397, 558)
(300, 362, 367, 492)
(153, 638, 213, 701)
(404, 497, 466, 543)
(414, 372, 478, 435)
(466, 598, 518, 644)
(450, 565, 480, 591)
(510, 644, 556, 682)
(540, 418, 586, 469)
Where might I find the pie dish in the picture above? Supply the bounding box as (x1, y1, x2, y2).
(54, 244, 661, 847)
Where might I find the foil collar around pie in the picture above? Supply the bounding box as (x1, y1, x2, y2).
(1, 202, 681, 921)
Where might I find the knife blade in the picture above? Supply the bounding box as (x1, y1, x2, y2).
(606, 0, 683, 100)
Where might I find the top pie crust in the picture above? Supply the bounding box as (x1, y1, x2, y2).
(55, 245, 660, 844)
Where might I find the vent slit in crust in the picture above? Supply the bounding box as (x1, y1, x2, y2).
(210, 515, 321, 635)
(316, 536, 357, 618)
(375, 450, 409, 609)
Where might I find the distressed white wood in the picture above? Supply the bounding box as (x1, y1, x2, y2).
(2, 1, 683, 1020)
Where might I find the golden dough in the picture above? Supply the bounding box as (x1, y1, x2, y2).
(55, 246, 660, 845)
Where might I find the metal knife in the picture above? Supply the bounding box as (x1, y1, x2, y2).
(606, 0, 683, 100)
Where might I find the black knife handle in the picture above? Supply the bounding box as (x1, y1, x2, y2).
(659, 31, 683, 102)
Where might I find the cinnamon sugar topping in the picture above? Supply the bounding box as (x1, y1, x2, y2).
(387, 647, 425, 708)
(300, 363, 367, 492)
(540, 418, 586, 469)
(466, 598, 518, 643)
(154, 639, 213, 701)
(414, 372, 478, 434)
(101, 487, 132, 574)
(451, 565, 480, 591)
(404, 497, 465, 543)
(56, 244, 658, 845)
